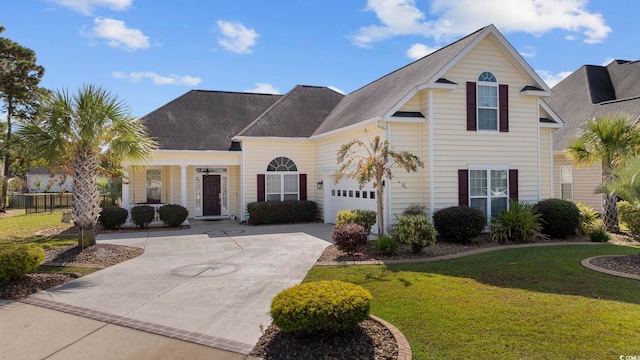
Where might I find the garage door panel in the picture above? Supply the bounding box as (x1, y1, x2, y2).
(324, 175, 378, 227)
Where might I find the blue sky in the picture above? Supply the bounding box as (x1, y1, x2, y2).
(3, 0, 639, 117)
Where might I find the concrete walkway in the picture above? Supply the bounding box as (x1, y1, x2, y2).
(0, 220, 333, 359)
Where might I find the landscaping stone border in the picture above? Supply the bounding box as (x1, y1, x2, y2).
(370, 315, 412, 360)
(581, 256, 640, 281)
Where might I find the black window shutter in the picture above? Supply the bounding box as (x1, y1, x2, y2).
(257, 174, 265, 202)
(299, 174, 307, 201)
(508, 169, 518, 200)
(466, 82, 477, 131)
(458, 169, 469, 207)
(499, 84, 509, 132)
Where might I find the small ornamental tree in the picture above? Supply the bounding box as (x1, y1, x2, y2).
(334, 133, 423, 236)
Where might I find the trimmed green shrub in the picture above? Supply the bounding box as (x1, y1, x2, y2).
(535, 198, 580, 239)
(332, 224, 368, 255)
(130, 205, 155, 228)
(247, 201, 317, 225)
(433, 206, 486, 243)
(618, 201, 640, 237)
(98, 206, 128, 229)
(271, 280, 372, 334)
(490, 200, 545, 244)
(373, 235, 398, 255)
(336, 209, 376, 234)
(402, 203, 425, 216)
(336, 210, 358, 226)
(396, 215, 436, 253)
(577, 202, 600, 235)
(158, 204, 189, 227)
(589, 228, 610, 242)
(0, 245, 44, 284)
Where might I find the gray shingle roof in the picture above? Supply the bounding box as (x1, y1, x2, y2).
(142, 90, 282, 151)
(546, 60, 640, 152)
(312, 26, 487, 136)
(236, 85, 344, 138)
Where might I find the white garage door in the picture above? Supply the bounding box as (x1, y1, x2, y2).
(324, 175, 378, 227)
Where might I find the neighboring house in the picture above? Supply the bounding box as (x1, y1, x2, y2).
(545, 60, 640, 211)
(26, 167, 74, 193)
(123, 25, 562, 229)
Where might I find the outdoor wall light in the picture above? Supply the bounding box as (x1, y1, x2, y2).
(317, 181, 323, 190)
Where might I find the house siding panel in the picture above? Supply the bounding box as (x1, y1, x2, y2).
(554, 154, 603, 211)
(539, 128, 552, 199)
(398, 93, 422, 112)
(389, 122, 424, 218)
(429, 36, 541, 212)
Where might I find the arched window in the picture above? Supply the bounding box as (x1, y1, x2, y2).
(266, 157, 299, 201)
(477, 71, 498, 130)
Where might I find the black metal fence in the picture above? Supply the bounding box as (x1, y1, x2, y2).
(8, 193, 73, 214)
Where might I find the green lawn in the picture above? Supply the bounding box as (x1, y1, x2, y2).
(305, 244, 640, 359)
(0, 211, 76, 249)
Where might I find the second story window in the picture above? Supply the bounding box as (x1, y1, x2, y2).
(477, 71, 498, 131)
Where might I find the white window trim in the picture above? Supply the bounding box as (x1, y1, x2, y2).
(560, 165, 574, 201)
(476, 71, 499, 132)
(468, 164, 509, 218)
(266, 172, 300, 202)
(146, 168, 162, 203)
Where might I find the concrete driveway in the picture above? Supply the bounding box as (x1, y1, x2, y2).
(1, 220, 332, 358)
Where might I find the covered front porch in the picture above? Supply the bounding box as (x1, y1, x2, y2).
(121, 152, 242, 225)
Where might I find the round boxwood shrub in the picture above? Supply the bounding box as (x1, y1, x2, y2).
(332, 223, 368, 255)
(271, 280, 372, 334)
(158, 204, 188, 227)
(0, 244, 44, 284)
(618, 201, 640, 237)
(130, 205, 155, 228)
(433, 206, 486, 243)
(534, 198, 580, 239)
(396, 214, 436, 253)
(98, 206, 129, 229)
(589, 228, 610, 242)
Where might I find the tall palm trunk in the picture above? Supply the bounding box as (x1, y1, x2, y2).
(602, 193, 619, 232)
(73, 148, 101, 247)
(376, 183, 384, 236)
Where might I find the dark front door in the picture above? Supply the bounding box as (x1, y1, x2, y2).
(203, 175, 221, 216)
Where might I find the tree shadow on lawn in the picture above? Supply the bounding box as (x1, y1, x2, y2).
(383, 244, 640, 305)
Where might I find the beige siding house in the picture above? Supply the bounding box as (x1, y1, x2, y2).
(546, 60, 640, 212)
(123, 25, 562, 230)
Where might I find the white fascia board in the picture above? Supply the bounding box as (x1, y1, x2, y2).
(521, 90, 551, 97)
(428, 25, 552, 93)
(417, 82, 457, 91)
(384, 88, 418, 119)
(231, 136, 310, 142)
(309, 117, 382, 140)
(384, 117, 426, 123)
(538, 99, 565, 127)
(539, 122, 563, 129)
(154, 149, 241, 155)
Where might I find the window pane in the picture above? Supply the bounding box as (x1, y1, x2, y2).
(478, 85, 497, 107)
(478, 109, 497, 130)
(470, 198, 487, 216)
(267, 194, 281, 202)
(146, 169, 161, 203)
(267, 174, 281, 193)
(491, 197, 508, 217)
(283, 194, 298, 201)
(491, 170, 507, 197)
(470, 170, 487, 196)
(561, 184, 573, 201)
(283, 174, 298, 193)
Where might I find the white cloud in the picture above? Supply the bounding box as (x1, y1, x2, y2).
(519, 45, 536, 58)
(601, 57, 615, 66)
(49, 0, 131, 15)
(112, 71, 201, 86)
(537, 69, 573, 88)
(352, 0, 611, 47)
(216, 20, 260, 54)
(406, 43, 439, 60)
(244, 83, 280, 94)
(91, 18, 150, 51)
(328, 86, 346, 95)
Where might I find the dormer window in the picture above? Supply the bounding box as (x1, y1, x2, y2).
(477, 72, 498, 131)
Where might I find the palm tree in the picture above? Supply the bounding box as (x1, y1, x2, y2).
(565, 114, 640, 232)
(17, 85, 156, 247)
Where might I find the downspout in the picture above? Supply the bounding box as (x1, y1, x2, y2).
(550, 130, 555, 198)
(429, 89, 435, 218)
(386, 122, 392, 234)
(537, 104, 541, 201)
(240, 140, 245, 222)
(419, 122, 423, 208)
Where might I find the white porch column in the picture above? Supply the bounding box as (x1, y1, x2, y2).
(180, 165, 188, 207)
(122, 166, 130, 208)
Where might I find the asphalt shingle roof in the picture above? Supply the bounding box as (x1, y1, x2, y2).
(546, 60, 640, 152)
(236, 85, 344, 138)
(142, 90, 282, 151)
